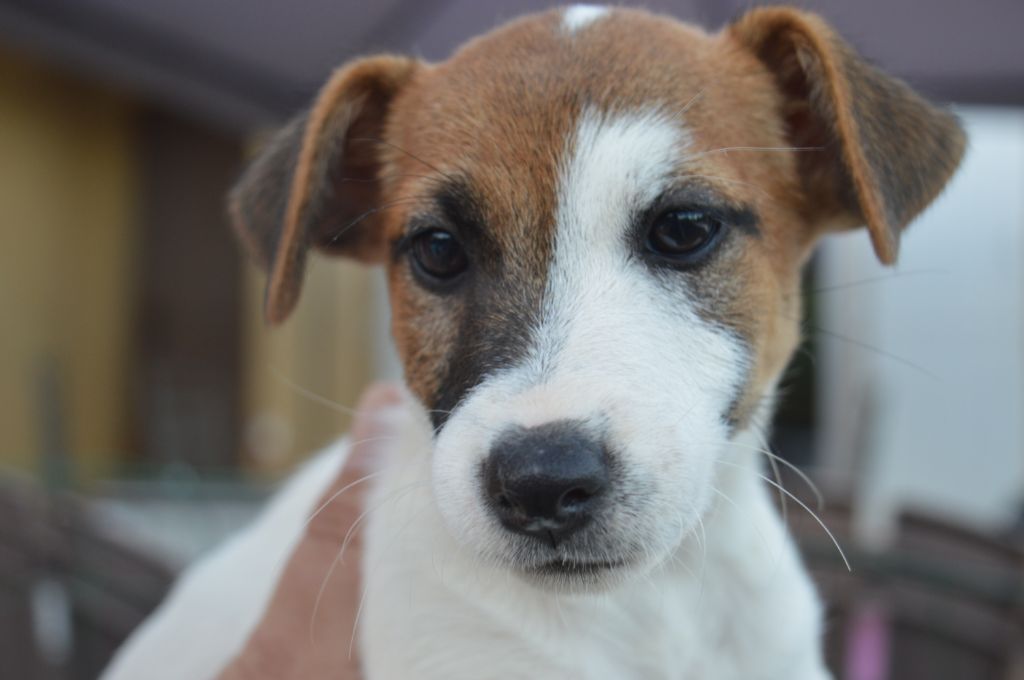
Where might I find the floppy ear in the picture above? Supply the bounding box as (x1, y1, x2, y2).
(229, 55, 419, 324)
(729, 7, 966, 263)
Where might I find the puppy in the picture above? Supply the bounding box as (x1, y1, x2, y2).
(104, 5, 964, 679)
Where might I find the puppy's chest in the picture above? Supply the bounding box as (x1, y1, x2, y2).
(365, 503, 723, 680)
(540, 581, 729, 680)
(363, 441, 812, 680)
(423, 544, 801, 680)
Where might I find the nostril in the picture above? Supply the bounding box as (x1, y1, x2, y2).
(495, 493, 514, 511)
(559, 487, 595, 512)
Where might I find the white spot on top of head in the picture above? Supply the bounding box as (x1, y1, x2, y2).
(563, 4, 610, 34)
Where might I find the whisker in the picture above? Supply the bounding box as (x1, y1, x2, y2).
(327, 194, 431, 245)
(677, 87, 706, 117)
(709, 437, 825, 512)
(310, 479, 428, 649)
(695, 514, 708, 603)
(347, 488, 433, 659)
(753, 470, 851, 572)
(801, 319, 938, 380)
(778, 295, 937, 378)
(350, 136, 461, 186)
(347, 573, 371, 660)
(303, 464, 386, 529)
(269, 367, 365, 416)
(809, 268, 945, 295)
(309, 542, 345, 649)
(554, 591, 568, 629)
(269, 364, 509, 446)
(755, 433, 823, 513)
(685, 145, 822, 163)
(767, 452, 788, 523)
(338, 171, 438, 185)
(338, 480, 430, 565)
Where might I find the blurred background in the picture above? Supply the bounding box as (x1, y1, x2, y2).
(0, 0, 1021, 678)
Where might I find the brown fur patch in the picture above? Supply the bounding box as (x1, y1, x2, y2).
(376, 9, 809, 407)
(229, 6, 965, 423)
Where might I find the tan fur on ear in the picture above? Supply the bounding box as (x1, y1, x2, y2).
(229, 56, 419, 324)
(730, 7, 966, 263)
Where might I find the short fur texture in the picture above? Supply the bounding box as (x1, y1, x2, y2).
(105, 6, 964, 679)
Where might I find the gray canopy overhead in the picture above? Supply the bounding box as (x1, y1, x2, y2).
(1, 0, 1020, 130)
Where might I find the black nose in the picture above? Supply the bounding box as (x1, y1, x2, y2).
(483, 421, 609, 545)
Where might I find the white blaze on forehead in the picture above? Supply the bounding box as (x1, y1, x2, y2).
(562, 4, 610, 33)
(557, 108, 686, 255)
(526, 107, 694, 380)
(518, 105, 746, 426)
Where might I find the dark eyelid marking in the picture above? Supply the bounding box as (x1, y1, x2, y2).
(391, 176, 492, 263)
(435, 178, 488, 236)
(645, 184, 760, 236)
(626, 183, 758, 270)
(392, 216, 442, 262)
(715, 204, 758, 236)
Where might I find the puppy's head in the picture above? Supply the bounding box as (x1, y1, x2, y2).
(231, 6, 964, 589)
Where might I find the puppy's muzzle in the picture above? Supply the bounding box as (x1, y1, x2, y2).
(483, 420, 609, 546)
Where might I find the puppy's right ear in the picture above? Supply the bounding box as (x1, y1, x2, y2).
(230, 56, 420, 324)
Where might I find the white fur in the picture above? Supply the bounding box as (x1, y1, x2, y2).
(363, 109, 830, 678)
(102, 441, 349, 679)
(103, 110, 830, 679)
(562, 5, 610, 34)
(364, 418, 828, 679)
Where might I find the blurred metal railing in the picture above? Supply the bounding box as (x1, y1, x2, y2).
(0, 478, 175, 680)
(2, 470, 1022, 680)
(786, 481, 1024, 680)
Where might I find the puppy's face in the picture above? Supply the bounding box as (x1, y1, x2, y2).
(383, 14, 806, 587)
(231, 7, 964, 589)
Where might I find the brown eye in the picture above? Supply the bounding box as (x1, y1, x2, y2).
(411, 229, 468, 281)
(646, 209, 722, 260)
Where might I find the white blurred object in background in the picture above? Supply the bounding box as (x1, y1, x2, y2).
(816, 106, 1024, 544)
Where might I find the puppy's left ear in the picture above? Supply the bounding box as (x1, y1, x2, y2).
(729, 7, 966, 263)
(230, 56, 420, 324)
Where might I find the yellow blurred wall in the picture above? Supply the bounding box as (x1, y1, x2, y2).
(0, 48, 379, 481)
(240, 258, 378, 478)
(0, 48, 138, 478)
